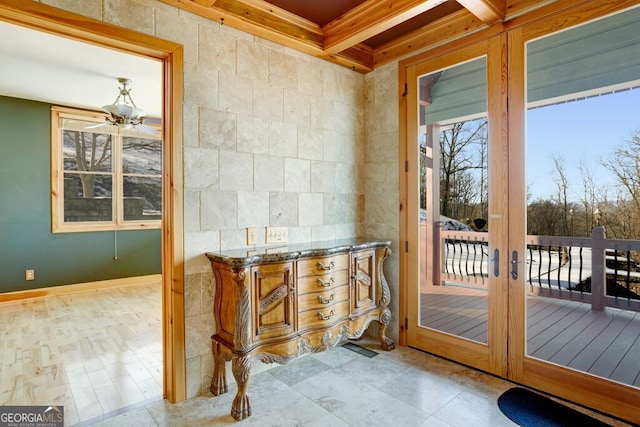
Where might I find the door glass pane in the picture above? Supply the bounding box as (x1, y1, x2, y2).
(525, 6, 640, 389)
(419, 57, 490, 343)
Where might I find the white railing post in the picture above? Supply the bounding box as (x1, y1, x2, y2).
(591, 225, 606, 311)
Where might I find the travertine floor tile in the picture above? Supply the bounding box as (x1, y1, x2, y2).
(2, 283, 632, 426)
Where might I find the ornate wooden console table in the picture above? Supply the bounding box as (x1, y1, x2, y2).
(205, 239, 394, 420)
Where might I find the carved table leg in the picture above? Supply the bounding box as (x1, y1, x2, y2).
(210, 340, 229, 396)
(378, 308, 395, 351)
(230, 355, 252, 420)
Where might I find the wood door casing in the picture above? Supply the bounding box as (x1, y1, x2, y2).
(402, 38, 507, 376)
(400, 1, 640, 423)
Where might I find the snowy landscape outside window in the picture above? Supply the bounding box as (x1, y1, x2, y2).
(51, 106, 162, 232)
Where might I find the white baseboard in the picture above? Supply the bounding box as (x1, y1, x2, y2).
(0, 274, 162, 303)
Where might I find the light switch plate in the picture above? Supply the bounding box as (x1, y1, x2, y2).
(246, 227, 257, 245)
(266, 226, 288, 244)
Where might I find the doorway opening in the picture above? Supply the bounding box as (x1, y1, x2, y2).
(0, 0, 185, 415)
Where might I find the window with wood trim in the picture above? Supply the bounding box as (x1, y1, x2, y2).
(51, 106, 162, 232)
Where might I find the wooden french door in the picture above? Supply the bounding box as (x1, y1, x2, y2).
(403, 35, 510, 377)
(506, 8, 640, 423)
(401, 2, 640, 423)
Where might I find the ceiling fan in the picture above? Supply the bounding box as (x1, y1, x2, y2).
(85, 77, 160, 136)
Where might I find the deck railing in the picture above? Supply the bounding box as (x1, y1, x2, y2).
(425, 225, 640, 312)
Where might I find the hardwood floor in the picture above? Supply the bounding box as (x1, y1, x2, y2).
(420, 283, 640, 387)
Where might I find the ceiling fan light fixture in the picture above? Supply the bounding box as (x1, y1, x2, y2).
(102, 77, 146, 127)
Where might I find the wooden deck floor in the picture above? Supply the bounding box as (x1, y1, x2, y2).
(420, 283, 640, 388)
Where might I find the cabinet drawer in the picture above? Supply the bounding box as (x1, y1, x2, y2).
(297, 269, 350, 294)
(298, 285, 349, 312)
(298, 254, 349, 276)
(298, 300, 349, 328)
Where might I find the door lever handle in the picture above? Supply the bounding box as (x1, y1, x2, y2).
(511, 251, 518, 279)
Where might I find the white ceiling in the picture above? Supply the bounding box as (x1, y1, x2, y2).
(0, 20, 163, 118)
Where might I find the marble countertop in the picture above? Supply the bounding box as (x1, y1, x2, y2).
(205, 238, 391, 267)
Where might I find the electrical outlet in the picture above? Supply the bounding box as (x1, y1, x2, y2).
(266, 226, 288, 244)
(246, 227, 257, 245)
(25, 269, 35, 281)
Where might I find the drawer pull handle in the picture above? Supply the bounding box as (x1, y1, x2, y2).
(317, 310, 335, 320)
(316, 261, 335, 271)
(317, 294, 334, 304)
(316, 277, 334, 287)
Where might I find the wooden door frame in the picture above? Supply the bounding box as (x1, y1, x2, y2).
(507, 1, 640, 422)
(0, 0, 186, 403)
(399, 37, 509, 377)
(399, 0, 640, 422)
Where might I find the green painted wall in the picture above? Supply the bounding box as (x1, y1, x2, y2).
(0, 96, 161, 292)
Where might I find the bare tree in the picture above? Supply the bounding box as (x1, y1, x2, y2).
(527, 199, 564, 236)
(552, 156, 570, 235)
(578, 161, 597, 236)
(599, 131, 640, 240)
(439, 119, 488, 219)
(66, 130, 112, 198)
(601, 131, 640, 212)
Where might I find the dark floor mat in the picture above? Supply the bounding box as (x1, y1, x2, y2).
(497, 387, 610, 427)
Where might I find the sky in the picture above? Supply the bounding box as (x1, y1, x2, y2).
(526, 88, 640, 202)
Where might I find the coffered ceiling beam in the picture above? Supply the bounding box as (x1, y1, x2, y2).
(322, 0, 448, 55)
(323, 43, 374, 73)
(373, 9, 488, 68)
(158, 0, 374, 72)
(158, 0, 322, 51)
(192, 0, 219, 7)
(456, 0, 506, 24)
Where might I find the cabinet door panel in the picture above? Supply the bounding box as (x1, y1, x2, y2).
(351, 250, 376, 313)
(252, 262, 296, 339)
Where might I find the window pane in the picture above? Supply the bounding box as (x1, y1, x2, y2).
(63, 174, 113, 222)
(526, 7, 640, 236)
(63, 130, 112, 172)
(525, 6, 640, 390)
(123, 176, 162, 221)
(419, 56, 489, 344)
(122, 137, 161, 175)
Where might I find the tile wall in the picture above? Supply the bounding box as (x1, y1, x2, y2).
(40, 0, 400, 398)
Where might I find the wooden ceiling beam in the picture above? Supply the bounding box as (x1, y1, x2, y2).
(158, 0, 375, 72)
(323, 0, 448, 55)
(373, 9, 488, 68)
(456, 0, 506, 25)
(158, 0, 572, 73)
(192, 0, 219, 7)
(158, 0, 323, 50)
(322, 43, 374, 73)
(209, 0, 324, 46)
